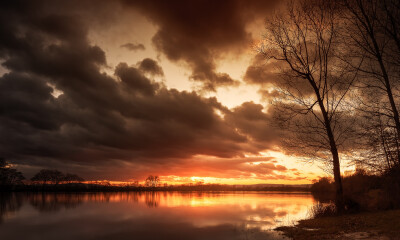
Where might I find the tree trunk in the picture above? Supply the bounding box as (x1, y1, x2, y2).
(322, 109, 344, 212)
(311, 79, 345, 212)
(331, 142, 344, 211)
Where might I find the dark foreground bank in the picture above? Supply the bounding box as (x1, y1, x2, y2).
(276, 210, 400, 240)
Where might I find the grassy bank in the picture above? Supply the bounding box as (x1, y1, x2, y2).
(276, 210, 400, 240)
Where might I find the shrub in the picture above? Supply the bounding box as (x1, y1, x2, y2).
(308, 202, 337, 218)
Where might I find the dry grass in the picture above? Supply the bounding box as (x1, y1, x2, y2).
(307, 202, 337, 218)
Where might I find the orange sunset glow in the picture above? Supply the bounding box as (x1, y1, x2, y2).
(0, 0, 334, 185)
(3, 0, 400, 239)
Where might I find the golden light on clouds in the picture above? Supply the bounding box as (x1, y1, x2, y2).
(1, 0, 345, 185)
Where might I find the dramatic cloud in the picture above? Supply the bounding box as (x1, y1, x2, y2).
(244, 53, 278, 85)
(137, 58, 164, 77)
(124, 0, 281, 91)
(120, 42, 146, 51)
(244, 52, 318, 102)
(149, 156, 295, 182)
(226, 102, 282, 151)
(115, 62, 159, 95)
(0, 1, 289, 180)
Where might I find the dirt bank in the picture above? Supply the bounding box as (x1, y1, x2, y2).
(275, 210, 400, 240)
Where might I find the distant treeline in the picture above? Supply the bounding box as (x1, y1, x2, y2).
(1, 158, 87, 191)
(1, 158, 311, 192)
(2, 182, 311, 193)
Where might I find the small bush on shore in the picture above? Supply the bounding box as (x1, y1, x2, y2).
(308, 202, 337, 218)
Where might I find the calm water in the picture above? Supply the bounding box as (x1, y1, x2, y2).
(0, 192, 315, 240)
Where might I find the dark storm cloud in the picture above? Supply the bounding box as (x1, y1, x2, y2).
(0, 1, 283, 179)
(244, 53, 315, 99)
(123, 0, 280, 91)
(225, 102, 282, 151)
(115, 62, 159, 95)
(137, 58, 164, 77)
(120, 42, 145, 51)
(244, 53, 278, 85)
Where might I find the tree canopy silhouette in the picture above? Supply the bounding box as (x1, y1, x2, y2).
(260, 0, 354, 211)
(145, 175, 160, 187)
(63, 173, 85, 184)
(31, 169, 64, 185)
(0, 158, 25, 187)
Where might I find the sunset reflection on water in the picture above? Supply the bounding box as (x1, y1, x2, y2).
(0, 192, 315, 240)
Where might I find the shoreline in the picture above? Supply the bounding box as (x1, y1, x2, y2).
(0, 189, 312, 194)
(275, 210, 400, 240)
(0, 184, 312, 193)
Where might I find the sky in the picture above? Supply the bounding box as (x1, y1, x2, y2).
(0, 0, 329, 184)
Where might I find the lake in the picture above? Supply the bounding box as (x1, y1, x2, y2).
(0, 192, 315, 240)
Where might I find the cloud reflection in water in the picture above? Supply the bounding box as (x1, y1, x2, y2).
(0, 192, 314, 240)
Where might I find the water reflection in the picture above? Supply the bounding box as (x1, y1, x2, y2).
(0, 192, 315, 240)
(28, 193, 85, 212)
(0, 193, 23, 224)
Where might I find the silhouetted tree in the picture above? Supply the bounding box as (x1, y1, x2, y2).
(63, 173, 84, 184)
(341, 0, 400, 168)
(0, 158, 6, 168)
(356, 111, 400, 171)
(311, 177, 334, 193)
(260, 0, 352, 211)
(145, 175, 160, 187)
(0, 158, 25, 187)
(31, 169, 64, 185)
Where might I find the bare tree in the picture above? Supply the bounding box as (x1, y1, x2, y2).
(341, 0, 400, 163)
(31, 169, 64, 185)
(260, 0, 353, 210)
(380, 0, 400, 69)
(353, 95, 400, 171)
(0, 158, 25, 187)
(145, 175, 160, 187)
(63, 173, 84, 184)
(337, 0, 400, 171)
